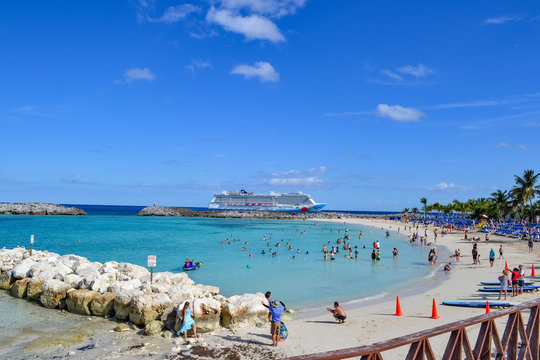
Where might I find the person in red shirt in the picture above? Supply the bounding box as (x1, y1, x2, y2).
(511, 268, 520, 297)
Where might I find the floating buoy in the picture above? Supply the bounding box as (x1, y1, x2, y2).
(246, 264, 251, 269)
(78, 240, 81, 243)
(249, 253, 252, 257)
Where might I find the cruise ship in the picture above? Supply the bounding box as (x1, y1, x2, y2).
(208, 190, 326, 212)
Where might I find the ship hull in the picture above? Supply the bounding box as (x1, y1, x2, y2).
(208, 203, 326, 212)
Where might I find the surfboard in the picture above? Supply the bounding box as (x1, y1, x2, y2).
(480, 282, 533, 286)
(442, 301, 512, 308)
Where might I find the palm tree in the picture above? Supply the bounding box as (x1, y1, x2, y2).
(490, 190, 511, 219)
(420, 197, 427, 218)
(412, 207, 418, 215)
(402, 208, 410, 214)
(513, 169, 540, 222)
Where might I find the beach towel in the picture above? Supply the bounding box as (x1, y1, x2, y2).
(280, 322, 288, 340)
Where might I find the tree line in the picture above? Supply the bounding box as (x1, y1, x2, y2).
(402, 169, 540, 222)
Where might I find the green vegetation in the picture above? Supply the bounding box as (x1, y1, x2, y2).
(411, 169, 540, 222)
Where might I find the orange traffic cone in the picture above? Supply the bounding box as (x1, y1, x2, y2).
(395, 296, 403, 316)
(505, 261, 509, 271)
(430, 298, 440, 319)
(485, 301, 490, 314)
(532, 265, 536, 277)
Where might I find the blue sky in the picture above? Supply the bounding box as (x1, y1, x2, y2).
(1, 0, 539, 210)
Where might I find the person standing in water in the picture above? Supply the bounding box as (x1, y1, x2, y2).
(392, 248, 399, 259)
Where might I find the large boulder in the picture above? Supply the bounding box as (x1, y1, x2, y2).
(90, 278, 113, 294)
(26, 278, 45, 301)
(160, 307, 178, 330)
(63, 273, 83, 288)
(192, 298, 221, 332)
(10, 278, 30, 298)
(167, 283, 194, 303)
(12, 258, 35, 279)
(40, 279, 71, 309)
(66, 289, 100, 315)
(0, 270, 14, 290)
(193, 284, 220, 298)
(117, 263, 149, 280)
(99, 261, 118, 274)
(114, 292, 136, 320)
(30, 261, 56, 280)
(221, 293, 267, 329)
(54, 263, 74, 281)
(108, 279, 142, 294)
(129, 293, 175, 326)
(77, 271, 101, 289)
(144, 320, 164, 336)
(150, 282, 171, 294)
(90, 292, 116, 317)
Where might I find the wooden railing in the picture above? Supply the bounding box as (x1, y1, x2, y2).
(282, 299, 540, 360)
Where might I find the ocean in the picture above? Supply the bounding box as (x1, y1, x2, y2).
(1, 205, 431, 309)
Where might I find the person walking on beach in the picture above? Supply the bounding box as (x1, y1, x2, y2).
(511, 268, 520, 297)
(177, 301, 197, 341)
(498, 270, 509, 300)
(327, 302, 347, 324)
(472, 244, 478, 265)
(261, 300, 285, 347)
(518, 265, 526, 295)
(528, 238, 534, 253)
(499, 245, 504, 259)
(489, 248, 495, 267)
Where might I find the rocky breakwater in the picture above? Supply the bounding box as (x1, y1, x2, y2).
(0, 247, 271, 337)
(138, 205, 401, 220)
(0, 203, 86, 215)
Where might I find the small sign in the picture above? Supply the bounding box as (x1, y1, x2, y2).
(30, 235, 34, 244)
(147, 255, 156, 267)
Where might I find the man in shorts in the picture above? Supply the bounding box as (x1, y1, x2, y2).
(327, 302, 347, 324)
(262, 300, 285, 346)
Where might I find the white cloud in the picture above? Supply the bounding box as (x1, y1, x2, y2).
(218, 0, 307, 18)
(206, 8, 285, 42)
(492, 142, 511, 149)
(148, 4, 200, 23)
(185, 60, 212, 74)
(346, 152, 368, 159)
(269, 166, 327, 186)
(523, 121, 540, 127)
(483, 16, 520, 25)
(397, 64, 435, 78)
(231, 61, 279, 82)
(376, 104, 426, 122)
(429, 182, 472, 192)
(380, 69, 403, 81)
(516, 144, 529, 150)
(115, 68, 156, 84)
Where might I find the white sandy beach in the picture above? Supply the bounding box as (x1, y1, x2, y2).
(1, 217, 538, 359)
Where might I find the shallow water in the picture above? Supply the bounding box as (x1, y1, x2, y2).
(0, 215, 433, 308)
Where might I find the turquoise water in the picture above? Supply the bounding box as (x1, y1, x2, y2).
(0, 215, 433, 309)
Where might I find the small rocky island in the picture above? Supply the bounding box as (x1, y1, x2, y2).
(138, 206, 397, 220)
(0, 203, 86, 215)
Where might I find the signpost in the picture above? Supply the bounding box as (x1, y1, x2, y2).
(30, 235, 34, 256)
(147, 255, 156, 283)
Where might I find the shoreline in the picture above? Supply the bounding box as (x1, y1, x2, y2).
(0, 216, 537, 359)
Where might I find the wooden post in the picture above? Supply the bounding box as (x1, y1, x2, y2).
(30, 235, 34, 256)
(147, 255, 156, 284)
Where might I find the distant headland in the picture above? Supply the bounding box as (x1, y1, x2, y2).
(0, 203, 86, 215)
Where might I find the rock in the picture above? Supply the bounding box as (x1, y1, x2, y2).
(221, 293, 267, 329)
(99, 261, 118, 274)
(90, 292, 116, 317)
(129, 293, 175, 326)
(0, 203, 86, 215)
(117, 263, 149, 280)
(77, 270, 101, 289)
(193, 284, 219, 298)
(192, 298, 221, 333)
(144, 320, 164, 336)
(54, 263, 74, 281)
(160, 307, 178, 330)
(0, 270, 14, 290)
(114, 292, 134, 320)
(12, 258, 34, 279)
(66, 289, 100, 315)
(30, 261, 56, 280)
(114, 323, 130, 332)
(167, 283, 194, 303)
(40, 279, 71, 309)
(108, 279, 142, 294)
(130, 324, 139, 330)
(10, 278, 30, 298)
(63, 273, 83, 288)
(163, 330, 174, 339)
(150, 282, 171, 294)
(26, 278, 45, 301)
(90, 278, 113, 294)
